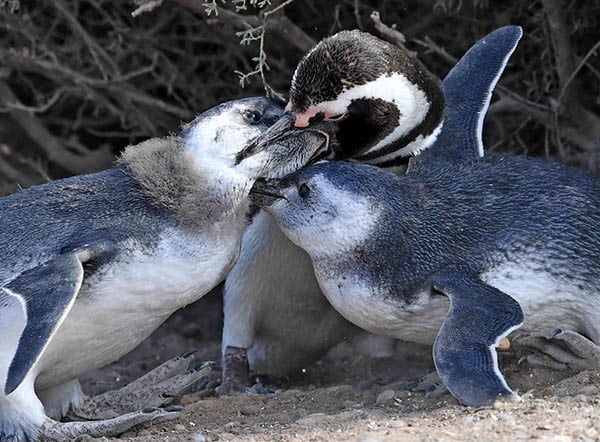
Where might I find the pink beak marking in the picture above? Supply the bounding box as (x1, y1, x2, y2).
(287, 102, 343, 128)
(293, 108, 320, 128)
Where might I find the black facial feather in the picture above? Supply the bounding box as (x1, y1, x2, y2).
(289, 30, 444, 159)
(290, 30, 441, 112)
(334, 98, 399, 158)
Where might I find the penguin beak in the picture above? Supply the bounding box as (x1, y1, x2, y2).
(237, 113, 336, 165)
(249, 178, 286, 207)
(236, 113, 296, 164)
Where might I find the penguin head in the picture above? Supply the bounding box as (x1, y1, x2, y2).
(181, 96, 330, 179)
(182, 96, 283, 167)
(250, 161, 388, 257)
(250, 31, 444, 166)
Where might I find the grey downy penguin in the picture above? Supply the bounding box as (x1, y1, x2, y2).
(250, 147, 600, 406)
(220, 26, 522, 394)
(0, 96, 330, 441)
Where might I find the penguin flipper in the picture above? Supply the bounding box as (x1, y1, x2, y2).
(431, 268, 524, 406)
(2, 253, 85, 395)
(409, 26, 523, 171)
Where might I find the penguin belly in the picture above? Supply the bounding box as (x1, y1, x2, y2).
(316, 275, 448, 346)
(482, 257, 600, 343)
(224, 211, 360, 376)
(315, 255, 600, 347)
(35, 229, 240, 391)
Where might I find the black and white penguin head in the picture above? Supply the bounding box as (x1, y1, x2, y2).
(182, 97, 282, 170)
(287, 30, 445, 164)
(250, 161, 386, 256)
(181, 97, 329, 179)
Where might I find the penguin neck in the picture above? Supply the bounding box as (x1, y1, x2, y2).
(365, 120, 443, 170)
(120, 136, 252, 231)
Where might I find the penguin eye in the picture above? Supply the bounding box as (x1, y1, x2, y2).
(243, 109, 263, 125)
(298, 183, 311, 199)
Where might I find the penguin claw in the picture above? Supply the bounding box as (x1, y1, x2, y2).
(513, 331, 532, 340)
(72, 354, 211, 420)
(247, 381, 277, 395)
(548, 330, 600, 367)
(519, 352, 569, 371)
(424, 382, 449, 398)
(395, 371, 450, 398)
(217, 379, 277, 397)
(42, 406, 182, 440)
(514, 329, 600, 371)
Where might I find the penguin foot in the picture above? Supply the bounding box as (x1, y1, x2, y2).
(41, 406, 181, 440)
(216, 346, 251, 397)
(397, 371, 449, 398)
(71, 352, 212, 419)
(189, 368, 222, 399)
(247, 378, 278, 395)
(515, 329, 600, 371)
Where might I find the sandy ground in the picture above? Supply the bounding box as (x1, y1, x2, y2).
(78, 291, 600, 442)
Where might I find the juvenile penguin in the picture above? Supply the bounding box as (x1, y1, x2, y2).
(0, 97, 329, 441)
(220, 27, 522, 394)
(250, 152, 600, 406)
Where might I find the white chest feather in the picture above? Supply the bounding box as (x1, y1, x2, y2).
(316, 275, 447, 344)
(36, 226, 241, 389)
(315, 254, 600, 346)
(481, 258, 600, 340)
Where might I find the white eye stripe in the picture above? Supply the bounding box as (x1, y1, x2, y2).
(324, 112, 347, 121)
(366, 122, 443, 167)
(313, 72, 431, 157)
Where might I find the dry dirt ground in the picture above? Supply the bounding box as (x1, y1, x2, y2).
(78, 291, 600, 442)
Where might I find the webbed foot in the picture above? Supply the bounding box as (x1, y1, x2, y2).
(398, 371, 449, 398)
(42, 406, 181, 440)
(246, 375, 278, 395)
(515, 329, 600, 371)
(72, 351, 212, 419)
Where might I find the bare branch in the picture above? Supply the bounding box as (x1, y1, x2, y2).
(0, 80, 113, 174)
(0, 87, 68, 113)
(1, 49, 190, 119)
(51, 0, 120, 78)
(353, 0, 363, 30)
(558, 40, 600, 104)
(178, 0, 315, 52)
(264, 13, 315, 53)
(0, 156, 40, 189)
(370, 11, 407, 48)
(131, 0, 164, 17)
(541, 0, 579, 104)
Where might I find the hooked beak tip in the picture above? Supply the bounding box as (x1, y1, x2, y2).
(249, 178, 286, 206)
(236, 113, 297, 165)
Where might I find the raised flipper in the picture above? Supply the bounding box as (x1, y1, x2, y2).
(431, 268, 524, 406)
(2, 253, 88, 395)
(408, 26, 523, 171)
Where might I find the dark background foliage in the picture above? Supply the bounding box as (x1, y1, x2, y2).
(0, 0, 598, 195)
